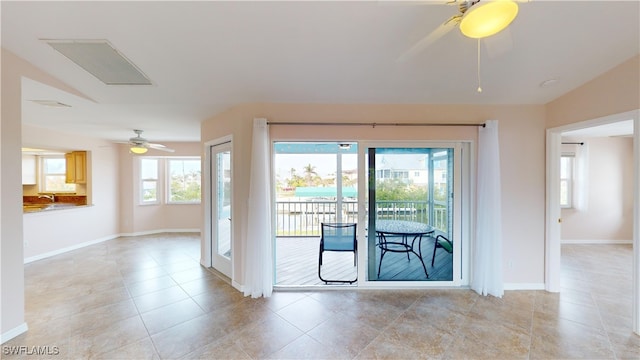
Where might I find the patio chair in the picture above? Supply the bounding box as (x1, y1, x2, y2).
(431, 234, 453, 267)
(318, 222, 357, 284)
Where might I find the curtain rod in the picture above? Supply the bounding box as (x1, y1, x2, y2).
(562, 142, 584, 145)
(266, 121, 486, 128)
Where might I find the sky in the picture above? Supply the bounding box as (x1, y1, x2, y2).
(274, 154, 357, 180)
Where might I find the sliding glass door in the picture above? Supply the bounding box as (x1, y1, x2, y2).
(361, 142, 466, 285)
(273, 142, 357, 285)
(271, 140, 469, 287)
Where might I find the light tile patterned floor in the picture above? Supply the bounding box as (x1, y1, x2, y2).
(3, 233, 638, 359)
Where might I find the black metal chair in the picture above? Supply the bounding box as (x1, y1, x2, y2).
(431, 234, 453, 266)
(318, 222, 357, 284)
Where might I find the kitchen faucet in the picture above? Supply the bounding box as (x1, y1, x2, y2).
(38, 194, 55, 202)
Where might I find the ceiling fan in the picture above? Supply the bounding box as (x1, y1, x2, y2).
(120, 129, 175, 154)
(398, 0, 521, 62)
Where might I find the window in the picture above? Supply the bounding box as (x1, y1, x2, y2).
(168, 158, 201, 203)
(138, 157, 202, 205)
(41, 156, 75, 193)
(391, 170, 409, 179)
(560, 154, 574, 208)
(140, 158, 159, 204)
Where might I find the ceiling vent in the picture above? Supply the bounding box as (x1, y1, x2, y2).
(44, 39, 152, 85)
(28, 100, 72, 107)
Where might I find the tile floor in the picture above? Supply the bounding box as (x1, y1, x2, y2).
(3, 233, 638, 359)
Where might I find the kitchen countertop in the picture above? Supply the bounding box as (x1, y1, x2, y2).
(23, 203, 91, 214)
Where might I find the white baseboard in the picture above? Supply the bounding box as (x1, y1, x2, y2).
(232, 281, 244, 293)
(200, 258, 211, 267)
(503, 283, 546, 291)
(24, 229, 201, 264)
(118, 228, 200, 237)
(24, 235, 118, 264)
(561, 239, 632, 245)
(1, 322, 28, 344)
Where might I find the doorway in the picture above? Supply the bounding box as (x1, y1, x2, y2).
(209, 140, 232, 278)
(546, 110, 640, 334)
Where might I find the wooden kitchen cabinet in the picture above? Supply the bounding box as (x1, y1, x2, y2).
(65, 151, 86, 184)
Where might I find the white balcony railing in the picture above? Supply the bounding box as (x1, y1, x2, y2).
(275, 200, 447, 236)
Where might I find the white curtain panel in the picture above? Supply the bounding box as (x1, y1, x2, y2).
(472, 120, 504, 297)
(243, 118, 273, 298)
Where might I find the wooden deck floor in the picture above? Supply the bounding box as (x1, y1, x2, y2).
(275, 236, 453, 286)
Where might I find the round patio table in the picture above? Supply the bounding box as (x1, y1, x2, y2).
(375, 220, 435, 278)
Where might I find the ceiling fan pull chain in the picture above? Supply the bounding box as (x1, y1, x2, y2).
(477, 38, 482, 93)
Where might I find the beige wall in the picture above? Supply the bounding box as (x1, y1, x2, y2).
(547, 53, 639, 243)
(1, 48, 27, 341)
(202, 103, 547, 287)
(547, 55, 640, 128)
(561, 137, 634, 242)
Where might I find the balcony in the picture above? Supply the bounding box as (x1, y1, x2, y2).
(275, 200, 447, 236)
(274, 200, 452, 285)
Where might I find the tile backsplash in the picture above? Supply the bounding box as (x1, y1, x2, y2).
(23, 195, 87, 206)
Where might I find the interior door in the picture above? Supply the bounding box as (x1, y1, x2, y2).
(211, 142, 232, 277)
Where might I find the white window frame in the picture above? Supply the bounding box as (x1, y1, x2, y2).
(40, 155, 76, 193)
(166, 157, 202, 204)
(138, 156, 202, 205)
(139, 157, 160, 205)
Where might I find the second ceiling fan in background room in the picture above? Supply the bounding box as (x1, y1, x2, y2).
(398, 0, 525, 92)
(119, 129, 175, 154)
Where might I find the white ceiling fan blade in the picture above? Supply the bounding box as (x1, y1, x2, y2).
(148, 143, 175, 152)
(150, 147, 175, 153)
(482, 27, 513, 59)
(397, 20, 457, 62)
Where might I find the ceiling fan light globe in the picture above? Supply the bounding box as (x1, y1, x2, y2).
(459, 0, 519, 39)
(130, 146, 148, 154)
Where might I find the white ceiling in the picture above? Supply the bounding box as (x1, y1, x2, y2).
(2, 1, 639, 142)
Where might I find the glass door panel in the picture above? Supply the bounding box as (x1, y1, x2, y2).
(211, 142, 232, 277)
(273, 142, 358, 286)
(367, 147, 454, 282)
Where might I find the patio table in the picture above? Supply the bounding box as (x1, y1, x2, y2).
(375, 219, 435, 278)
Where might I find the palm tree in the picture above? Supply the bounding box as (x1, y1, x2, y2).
(343, 175, 357, 187)
(303, 164, 318, 186)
